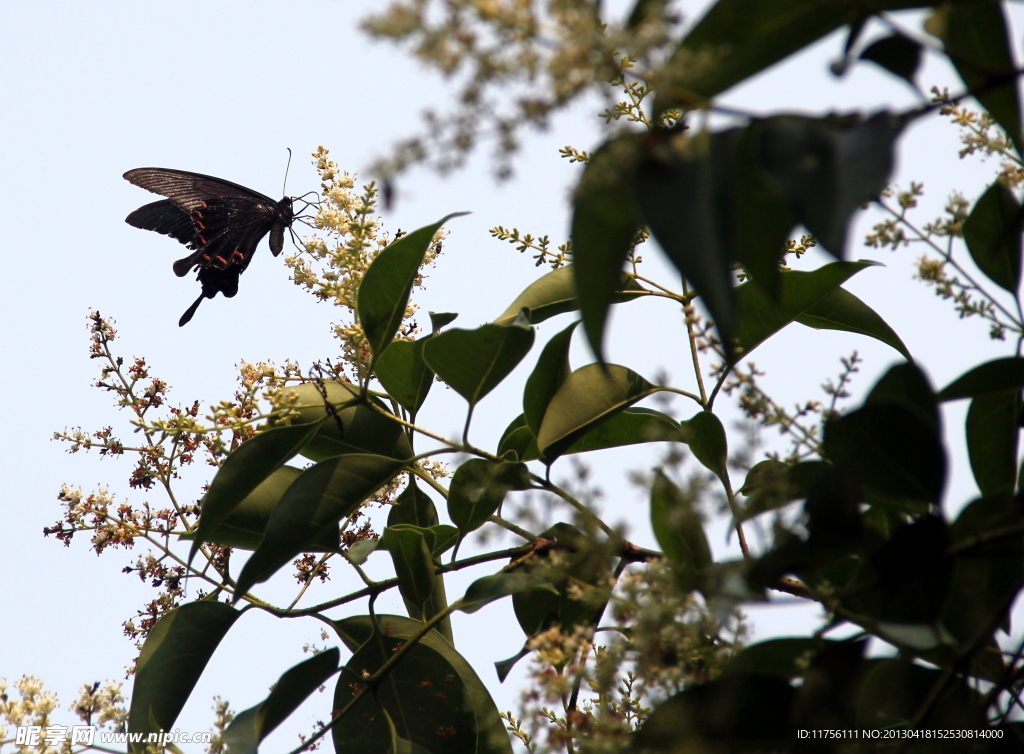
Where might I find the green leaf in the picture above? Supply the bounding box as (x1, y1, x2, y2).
(380, 525, 438, 621)
(734, 260, 881, 357)
(967, 390, 1020, 496)
(726, 638, 825, 679)
(234, 454, 405, 600)
(499, 408, 686, 463)
(429, 311, 458, 331)
(633, 674, 795, 751)
(855, 659, 988, 728)
(796, 287, 910, 358)
(331, 616, 513, 753)
(866, 362, 939, 427)
(128, 602, 240, 748)
(681, 411, 728, 479)
(511, 523, 613, 639)
(635, 129, 741, 351)
(938, 356, 1024, 401)
(375, 337, 435, 416)
(188, 419, 324, 565)
(926, 1, 1023, 155)
(963, 180, 1022, 294)
(422, 318, 535, 408)
(388, 478, 439, 529)
(284, 381, 412, 462)
(571, 134, 644, 361)
(758, 112, 904, 257)
(386, 482, 453, 642)
(496, 414, 540, 462)
(523, 321, 578, 435)
(859, 33, 923, 90)
(946, 494, 1024, 647)
(447, 459, 532, 538)
(179, 466, 339, 552)
(222, 649, 340, 754)
(536, 363, 657, 461)
(824, 403, 946, 506)
(650, 470, 713, 591)
(458, 573, 558, 614)
(736, 459, 830, 523)
(494, 265, 647, 326)
(654, 0, 924, 111)
(357, 213, 468, 363)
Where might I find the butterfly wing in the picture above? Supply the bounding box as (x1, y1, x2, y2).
(125, 199, 197, 245)
(124, 168, 295, 324)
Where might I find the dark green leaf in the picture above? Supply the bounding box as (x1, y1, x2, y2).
(499, 408, 686, 462)
(736, 460, 829, 523)
(375, 337, 434, 416)
(635, 129, 741, 351)
(458, 573, 558, 614)
(796, 287, 910, 358)
(523, 321, 578, 435)
(824, 403, 946, 505)
(726, 638, 825, 679)
(939, 356, 1024, 401)
(380, 525, 438, 621)
(422, 318, 535, 407)
(758, 112, 904, 257)
(429, 311, 458, 331)
(496, 414, 538, 462)
(650, 470, 713, 590)
(188, 419, 324, 564)
(967, 390, 1019, 496)
(926, 1, 1023, 155)
(447, 459, 532, 538)
(234, 454, 405, 600)
(963, 180, 1022, 294)
(511, 523, 613, 639)
(681, 411, 728, 479)
(386, 482, 453, 642)
(179, 466, 338, 552)
(855, 659, 988, 729)
(654, 0, 924, 111)
(494, 265, 647, 326)
(859, 33, 923, 89)
(357, 213, 468, 362)
(536, 363, 657, 461)
(128, 602, 240, 747)
(285, 381, 412, 462)
(735, 260, 881, 357)
(571, 134, 644, 361)
(331, 616, 512, 753)
(865, 361, 939, 429)
(222, 649, 339, 754)
(946, 494, 1024, 647)
(633, 674, 795, 752)
(388, 478, 439, 529)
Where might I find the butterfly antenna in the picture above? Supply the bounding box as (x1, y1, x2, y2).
(282, 148, 293, 197)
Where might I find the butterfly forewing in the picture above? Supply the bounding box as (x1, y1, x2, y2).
(124, 167, 296, 325)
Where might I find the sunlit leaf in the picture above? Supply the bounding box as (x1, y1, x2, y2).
(375, 337, 435, 416)
(681, 411, 728, 479)
(536, 363, 657, 461)
(493, 265, 646, 326)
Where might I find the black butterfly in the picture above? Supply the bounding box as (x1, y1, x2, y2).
(124, 168, 296, 326)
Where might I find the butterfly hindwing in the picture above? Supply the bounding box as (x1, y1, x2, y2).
(124, 167, 295, 326)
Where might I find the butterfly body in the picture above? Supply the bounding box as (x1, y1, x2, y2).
(124, 168, 295, 326)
